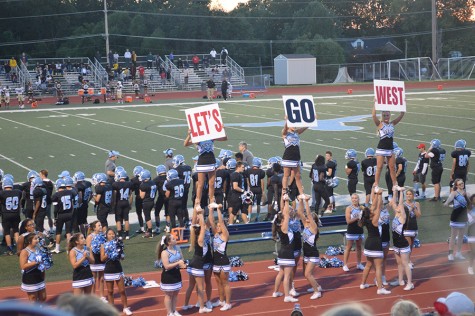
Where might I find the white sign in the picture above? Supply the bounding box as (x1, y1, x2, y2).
(373, 80, 406, 112)
(282, 95, 318, 127)
(185, 103, 226, 143)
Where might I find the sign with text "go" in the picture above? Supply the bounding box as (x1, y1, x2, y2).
(374, 80, 406, 112)
(282, 95, 318, 127)
(185, 103, 225, 143)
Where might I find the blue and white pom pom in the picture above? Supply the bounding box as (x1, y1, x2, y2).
(229, 256, 243, 267)
(154, 260, 163, 269)
(319, 257, 343, 268)
(414, 238, 421, 248)
(131, 276, 146, 287)
(325, 245, 345, 256)
(36, 237, 53, 271)
(124, 276, 133, 287)
(91, 233, 106, 254)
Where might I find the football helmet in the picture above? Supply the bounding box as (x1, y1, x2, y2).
(0, 169, 3, 181)
(430, 139, 441, 149)
(267, 157, 278, 169)
(55, 178, 66, 189)
(32, 177, 43, 189)
(115, 169, 128, 181)
(275, 156, 283, 164)
(252, 157, 262, 168)
(326, 177, 339, 188)
(215, 158, 222, 168)
(27, 170, 39, 181)
(167, 169, 179, 181)
(2, 177, 14, 189)
(3, 174, 13, 182)
(58, 170, 70, 178)
(241, 190, 254, 205)
(394, 148, 404, 158)
(156, 165, 167, 175)
(73, 171, 85, 182)
(455, 139, 466, 149)
(345, 149, 357, 159)
(139, 169, 151, 181)
(133, 165, 143, 177)
(173, 155, 185, 168)
(226, 158, 237, 170)
(115, 166, 125, 174)
(64, 176, 74, 187)
(365, 148, 375, 158)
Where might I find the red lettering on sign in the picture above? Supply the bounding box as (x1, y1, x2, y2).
(187, 114, 198, 137)
(200, 111, 210, 134)
(375, 86, 386, 104)
(194, 112, 204, 136)
(212, 109, 223, 132)
(397, 87, 404, 105)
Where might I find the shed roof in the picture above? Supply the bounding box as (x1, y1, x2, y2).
(275, 54, 315, 59)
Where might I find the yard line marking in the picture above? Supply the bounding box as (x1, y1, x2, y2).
(151, 149, 157, 152)
(0, 116, 156, 168)
(69, 154, 75, 157)
(263, 142, 270, 145)
(49, 155, 55, 158)
(91, 153, 96, 155)
(131, 150, 137, 153)
(27, 156, 33, 159)
(350, 137, 357, 140)
(0, 153, 32, 171)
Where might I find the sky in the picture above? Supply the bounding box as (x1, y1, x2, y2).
(210, 0, 249, 12)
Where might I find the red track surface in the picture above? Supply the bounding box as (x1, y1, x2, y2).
(1, 242, 473, 315)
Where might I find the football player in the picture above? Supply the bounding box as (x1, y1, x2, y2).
(345, 149, 360, 196)
(426, 139, 446, 201)
(112, 169, 133, 239)
(74, 171, 93, 235)
(139, 169, 157, 238)
(450, 139, 471, 187)
(228, 162, 248, 224)
(165, 169, 186, 228)
(413, 144, 429, 199)
(153, 165, 168, 233)
(173, 154, 192, 225)
(361, 148, 377, 206)
(247, 158, 266, 222)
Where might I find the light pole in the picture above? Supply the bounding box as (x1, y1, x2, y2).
(104, 0, 110, 64)
(431, 0, 437, 66)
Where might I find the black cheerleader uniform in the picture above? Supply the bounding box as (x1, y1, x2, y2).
(103, 241, 124, 282)
(450, 192, 468, 228)
(378, 207, 391, 248)
(403, 202, 418, 237)
(282, 132, 300, 168)
(364, 220, 383, 258)
(196, 140, 216, 173)
(160, 246, 183, 292)
(376, 122, 394, 157)
(72, 247, 94, 288)
(277, 228, 295, 267)
(212, 234, 230, 273)
(187, 238, 206, 277)
(203, 229, 213, 270)
(346, 206, 364, 241)
(302, 227, 320, 264)
(289, 217, 302, 258)
(391, 215, 410, 254)
(90, 233, 105, 272)
(21, 248, 46, 293)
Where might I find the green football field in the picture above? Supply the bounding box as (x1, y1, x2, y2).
(0, 87, 474, 287)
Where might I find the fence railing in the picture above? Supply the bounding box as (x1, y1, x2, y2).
(437, 56, 475, 80)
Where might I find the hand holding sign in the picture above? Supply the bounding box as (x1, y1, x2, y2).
(185, 103, 225, 143)
(373, 80, 406, 112)
(282, 95, 318, 127)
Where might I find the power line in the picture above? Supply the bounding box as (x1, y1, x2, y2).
(0, 10, 102, 20)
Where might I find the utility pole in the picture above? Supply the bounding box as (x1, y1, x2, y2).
(104, 0, 110, 64)
(431, 0, 437, 66)
(270, 40, 273, 67)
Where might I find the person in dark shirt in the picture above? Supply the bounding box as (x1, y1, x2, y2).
(51, 178, 75, 253)
(247, 158, 266, 222)
(361, 148, 377, 206)
(345, 149, 360, 195)
(310, 155, 330, 216)
(228, 162, 248, 224)
(111, 170, 133, 239)
(426, 139, 446, 201)
(450, 139, 471, 187)
(412, 144, 430, 199)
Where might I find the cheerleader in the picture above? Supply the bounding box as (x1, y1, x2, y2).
(68, 233, 95, 295)
(17, 219, 38, 256)
(403, 189, 421, 269)
(281, 117, 308, 200)
(378, 199, 391, 286)
(100, 229, 132, 315)
(372, 105, 404, 191)
(202, 216, 214, 309)
(86, 220, 106, 301)
(184, 129, 227, 210)
(158, 234, 187, 316)
(297, 195, 322, 299)
(389, 188, 414, 290)
(19, 233, 46, 302)
(360, 188, 391, 295)
(272, 197, 298, 303)
(343, 194, 365, 272)
(467, 194, 475, 275)
(208, 203, 232, 311)
(289, 203, 302, 297)
(183, 209, 211, 313)
(444, 179, 469, 261)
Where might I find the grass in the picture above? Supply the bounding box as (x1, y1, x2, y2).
(0, 88, 473, 287)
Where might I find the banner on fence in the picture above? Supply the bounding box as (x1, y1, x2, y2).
(373, 80, 406, 112)
(185, 103, 225, 143)
(282, 95, 318, 127)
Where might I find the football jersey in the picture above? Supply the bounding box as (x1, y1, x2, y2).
(176, 164, 192, 188)
(140, 180, 157, 203)
(451, 149, 471, 174)
(214, 168, 227, 193)
(326, 159, 337, 179)
(346, 160, 359, 180)
(112, 181, 133, 206)
(95, 183, 113, 207)
(230, 172, 245, 198)
(152, 175, 167, 197)
(165, 178, 185, 201)
(51, 189, 75, 214)
(361, 158, 377, 180)
(0, 189, 22, 214)
(247, 168, 265, 189)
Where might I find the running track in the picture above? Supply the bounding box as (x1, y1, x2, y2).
(0, 242, 474, 315)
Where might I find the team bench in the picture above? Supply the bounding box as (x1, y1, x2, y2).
(177, 214, 347, 247)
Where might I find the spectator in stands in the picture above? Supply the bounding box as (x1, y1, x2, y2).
(147, 52, 154, 69)
(55, 62, 63, 76)
(131, 51, 137, 66)
(20, 52, 28, 66)
(210, 48, 217, 65)
(192, 55, 200, 70)
(220, 47, 228, 64)
(124, 49, 131, 68)
(168, 51, 174, 64)
(155, 54, 161, 71)
(9, 57, 18, 74)
(113, 51, 119, 64)
(184, 59, 189, 69)
(108, 50, 114, 68)
(177, 58, 183, 69)
(4, 62, 11, 80)
(138, 65, 145, 81)
(221, 78, 228, 100)
(183, 68, 189, 87)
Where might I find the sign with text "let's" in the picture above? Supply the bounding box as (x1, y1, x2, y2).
(185, 103, 225, 143)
